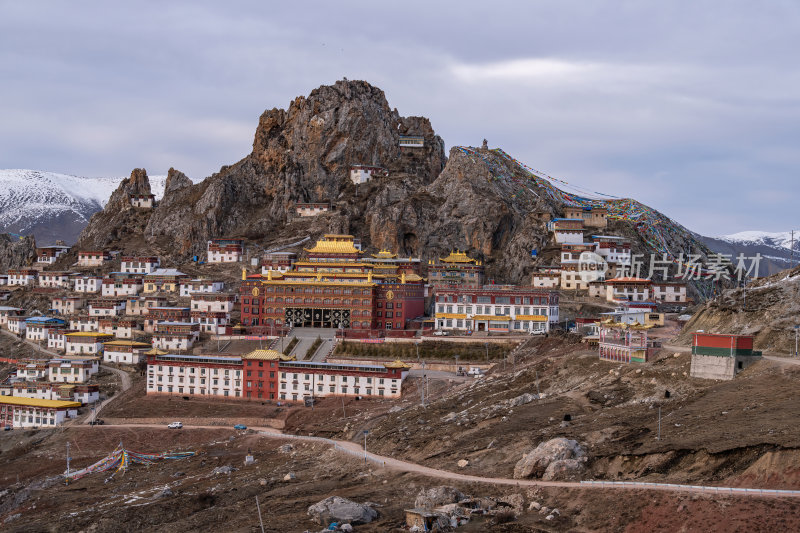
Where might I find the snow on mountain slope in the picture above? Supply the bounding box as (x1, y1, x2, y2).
(0, 169, 167, 244)
(719, 230, 798, 250)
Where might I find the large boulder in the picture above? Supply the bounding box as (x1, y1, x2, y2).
(414, 486, 465, 509)
(307, 496, 377, 526)
(513, 438, 585, 479)
(542, 458, 588, 481)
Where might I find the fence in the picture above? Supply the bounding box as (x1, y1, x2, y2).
(580, 480, 800, 497)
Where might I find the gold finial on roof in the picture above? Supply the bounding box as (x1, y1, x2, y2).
(241, 268, 246, 281)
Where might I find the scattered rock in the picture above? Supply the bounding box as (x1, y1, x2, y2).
(529, 501, 541, 511)
(498, 493, 524, 512)
(415, 486, 465, 509)
(283, 472, 296, 481)
(340, 524, 354, 532)
(171, 471, 185, 478)
(508, 393, 537, 407)
(546, 514, 555, 521)
(156, 488, 173, 498)
(212, 466, 235, 475)
(457, 459, 469, 468)
(307, 496, 377, 526)
(259, 479, 268, 486)
(278, 444, 294, 453)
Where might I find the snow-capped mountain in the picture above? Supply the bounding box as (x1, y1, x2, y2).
(718, 230, 798, 251)
(699, 230, 799, 278)
(0, 169, 167, 245)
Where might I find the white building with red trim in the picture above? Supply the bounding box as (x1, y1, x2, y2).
(206, 239, 243, 263)
(101, 277, 143, 297)
(120, 256, 160, 274)
(73, 276, 102, 293)
(7, 269, 38, 286)
(39, 271, 74, 289)
(146, 353, 243, 398)
(179, 279, 225, 297)
(190, 293, 235, 313)
(77, 251, 112, 267)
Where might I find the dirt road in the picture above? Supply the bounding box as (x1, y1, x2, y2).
(83, 365, 132, 424)
(80, 422, 800, 499)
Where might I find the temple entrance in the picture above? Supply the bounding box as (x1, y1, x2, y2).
(477, 322, 486, 331)
(285, 308, 350, 328)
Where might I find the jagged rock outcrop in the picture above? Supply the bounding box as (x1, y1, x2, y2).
(0, 234, 37, 270)
(76, 168, 155, 252)
(73, 79, 715, 288)
(77, 79, 446, 258)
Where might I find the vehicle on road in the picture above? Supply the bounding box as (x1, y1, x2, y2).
(3, 425, 11, 431)
(467, 367, 483, 376)
(89, 419, 105, 426)
(233, 424, 247, 430)
(167, 422, 183, 429)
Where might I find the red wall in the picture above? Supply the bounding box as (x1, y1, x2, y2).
(693, 333, 754, 350)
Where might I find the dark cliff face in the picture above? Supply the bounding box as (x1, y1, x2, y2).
(73, 79, 712, 288)
(77, 79, 446, 258)
(0, 234, 37, 270)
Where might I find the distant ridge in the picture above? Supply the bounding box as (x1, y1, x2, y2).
(0, 169, 169, 244)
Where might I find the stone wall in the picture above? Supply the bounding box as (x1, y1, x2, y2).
(102, 416, 284, 429)
(690, 354, 761, 380)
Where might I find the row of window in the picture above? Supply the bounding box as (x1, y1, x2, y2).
(437, 295, 550, 305)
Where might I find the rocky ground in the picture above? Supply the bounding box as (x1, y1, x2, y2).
(3, 332, 800, 531)
(679, 265, 800, 353)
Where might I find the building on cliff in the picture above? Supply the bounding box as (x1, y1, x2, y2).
(349, 165, 388, 185)
(77, 251, 112, 267)
(547, 218, 585, 244)
(295, 202, 331, 217)
(207, 238, 244, 263)
(129, 193, 155, 209)
(36, 245, 70, 264)
(427, 251, 485, 288)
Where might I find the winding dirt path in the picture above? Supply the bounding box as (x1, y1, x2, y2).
(79, 422, 800, 498)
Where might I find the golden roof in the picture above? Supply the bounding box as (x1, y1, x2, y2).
(403, 273, 424, 282)
(242, 349, 296, 361)
(371, 249, 397, 259)
(439, 251, 477, 264)
(384, 360, 412, 369)
(144, 348, 168, 355)
(304, 236, 361, 255)
(65, 332, 114, 338)
(103, 340, 151, 347)
(0, 396, 81, 409)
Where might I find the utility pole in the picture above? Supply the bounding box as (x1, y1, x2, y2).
(255, 496, 265, 533)
(792, 230, 795, 266)
(795, 325, 799, 357)
(363, 430, 368, 464)
(66, 442, 71, 484)
(421, 361, 426, 407)
(485, 342, 488, 362)
(341, 396, 346, 419)
(657, 406, 662, 441)
(535, 370, 540, 397)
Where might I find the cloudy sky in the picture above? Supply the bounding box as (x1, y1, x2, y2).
(1, 1, 798, 236)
